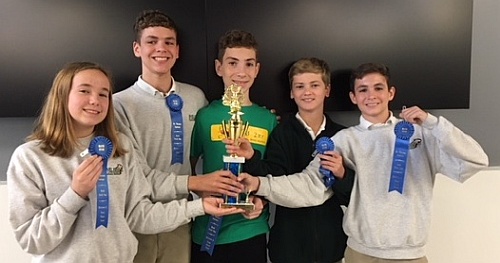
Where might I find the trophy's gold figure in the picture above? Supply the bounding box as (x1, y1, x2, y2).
(221, 84, 249, 151)
(220, 84, 253, 209)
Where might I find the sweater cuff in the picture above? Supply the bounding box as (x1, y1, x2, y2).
(57, 187, 87, 215)
(175, 175, 190, 195)
(255, 176, 271, 197)
(422, 113, 438, 129)
(186, 198, 205, 219)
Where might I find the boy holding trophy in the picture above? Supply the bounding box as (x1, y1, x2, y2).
(190, 29, 277, 263)
(113, 10, 246, 263)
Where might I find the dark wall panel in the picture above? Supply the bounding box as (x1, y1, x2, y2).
(0, 0, 472, 117)
(0, 0, 206, 117)
(205, 0, 472, 115)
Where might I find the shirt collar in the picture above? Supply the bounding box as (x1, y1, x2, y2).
(136, 76, 177, 98)
(359, 112, 398, 130)
(295, 113, 326, 140)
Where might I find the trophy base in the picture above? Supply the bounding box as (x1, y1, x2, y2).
(220, 202, 255, 211)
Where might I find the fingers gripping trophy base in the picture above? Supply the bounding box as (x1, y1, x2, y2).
(221, 155, 255, 211)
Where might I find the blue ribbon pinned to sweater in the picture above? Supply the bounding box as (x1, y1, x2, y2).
(166, 94, 184, 165)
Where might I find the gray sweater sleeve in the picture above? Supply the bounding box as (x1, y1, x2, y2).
(256, 156, 333, 208)
(122, 142, 204, 234)
(423, 114, 489, 182)
(7, 145, 88, 254)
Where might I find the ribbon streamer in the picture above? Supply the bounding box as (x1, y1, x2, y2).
(388, 121, 414, 193)
(166, 94, 184, 164)
(89, 136, 113, 228)
(200, 216, 223, 255)
(200, 160, 242, 255)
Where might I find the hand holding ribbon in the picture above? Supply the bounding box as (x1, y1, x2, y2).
(398, 105, 429, 126)
(71, 156, 102, 200)
(315, 137, 336, 188)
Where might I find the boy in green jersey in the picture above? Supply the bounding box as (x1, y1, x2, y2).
(190, 29, 278, 263)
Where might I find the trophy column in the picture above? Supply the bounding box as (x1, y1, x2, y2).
(220, 84, 254, 210)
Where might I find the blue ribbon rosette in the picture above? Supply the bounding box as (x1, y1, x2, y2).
(315, 136, 336, 188)
(388, 121, 415, 194)
(166, 94, 184, 165)
(89, 136, 113, 228)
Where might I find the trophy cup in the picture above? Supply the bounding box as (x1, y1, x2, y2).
(220, 84, 254, 210)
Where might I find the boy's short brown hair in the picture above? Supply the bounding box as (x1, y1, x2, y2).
(350, 63, 391, 92)
(217, 29, 258, 61)
(133, 10, 178, 43)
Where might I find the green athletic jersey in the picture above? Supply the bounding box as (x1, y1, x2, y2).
(191, 99, 277, 245)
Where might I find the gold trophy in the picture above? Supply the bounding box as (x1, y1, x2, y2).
(220, 84, 254, 210)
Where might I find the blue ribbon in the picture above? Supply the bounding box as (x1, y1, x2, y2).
(200, 216, 223, 256)
(200, 160, 242, 255)
(88, 136, 113, 228)
(315, 137, 336, 188)
(166, 94, 184, 164)
(389, 121, 415, 193)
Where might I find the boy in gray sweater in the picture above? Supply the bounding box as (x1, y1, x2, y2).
(240, 62, 489, 263)
(113, 10, 244, 263)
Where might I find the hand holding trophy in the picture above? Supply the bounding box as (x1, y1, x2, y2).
(220, 84, 254, 210)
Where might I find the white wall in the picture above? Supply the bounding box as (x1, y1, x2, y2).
(1, 169, 499, 263)
(427, 168, 500, 262)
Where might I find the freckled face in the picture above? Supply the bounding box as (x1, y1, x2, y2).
(67, 69, 110, 137)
